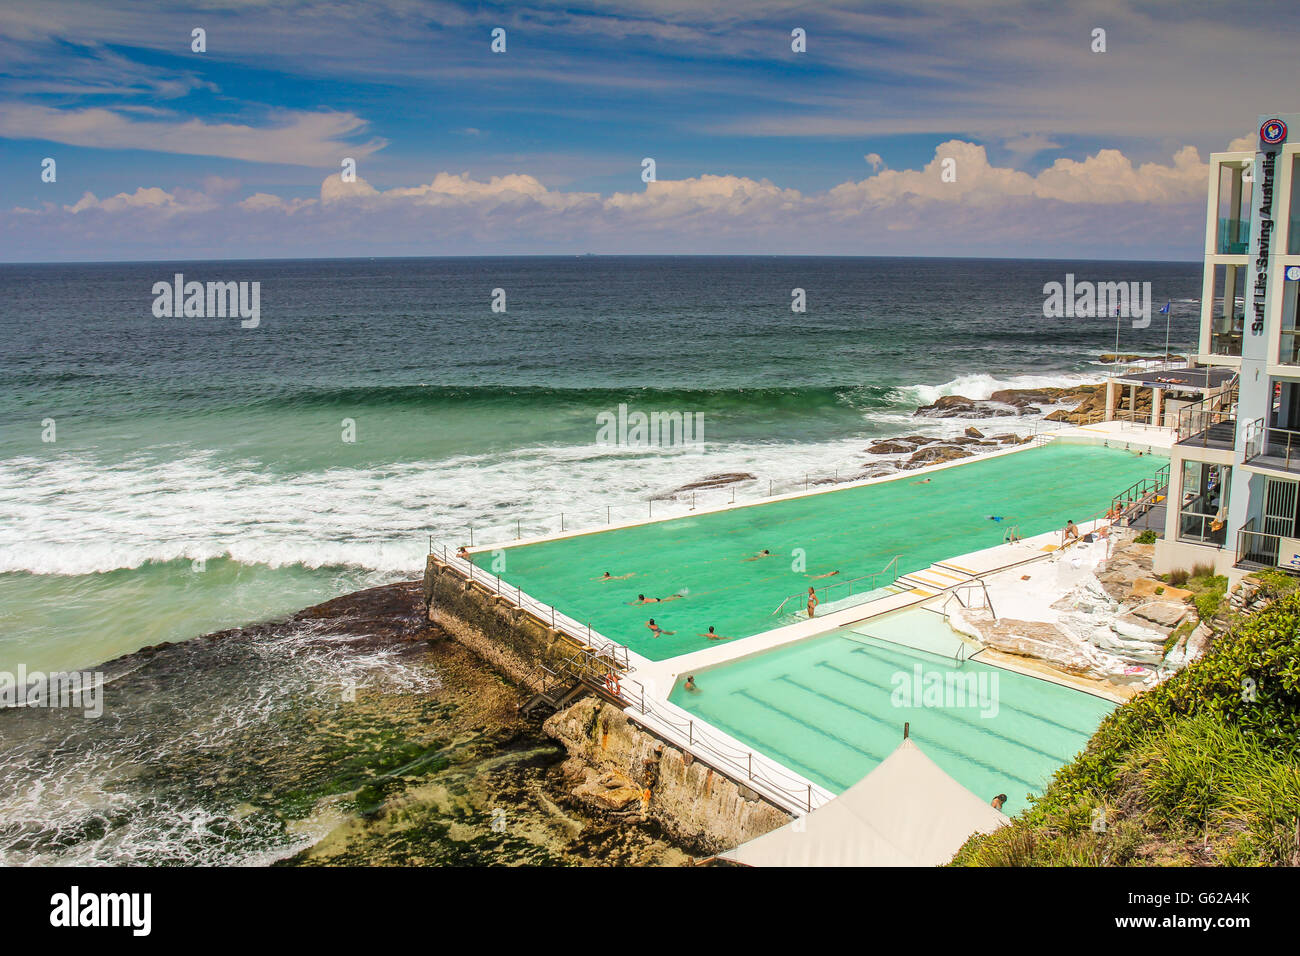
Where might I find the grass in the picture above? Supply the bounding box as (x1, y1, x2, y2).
(951, 589, 1300, 866)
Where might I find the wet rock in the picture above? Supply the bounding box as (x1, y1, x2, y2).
(906, 445, 974, 467)
(656, 473, 756, 498)
(914, 395, 1019, 418)
(866, 439, 917, 455)
(964, 426, 984, 438)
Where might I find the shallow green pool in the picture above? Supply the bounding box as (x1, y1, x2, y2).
(669, 611, 1116, 813)
(476, 442, 1162, 661)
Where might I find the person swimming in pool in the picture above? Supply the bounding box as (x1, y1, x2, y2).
(986, 515, 1004, 522)
(684, 676, 698, 692)
(631, 593, 684, 605)
(805, 569, 839, 579)
(911, 478, 932, 485)
(698, 626, 730, 641)
(744, 549, 773, 561)
(595, 571, 635, 581)
(646, 618, 675, 638)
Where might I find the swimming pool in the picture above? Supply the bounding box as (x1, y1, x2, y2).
(474, 442, 1163, 662)
(669, 609, 1116, 813)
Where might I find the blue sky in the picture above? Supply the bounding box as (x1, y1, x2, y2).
(1, 0, 1295, 261)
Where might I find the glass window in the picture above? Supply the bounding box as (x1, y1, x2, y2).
(1178, 461, 1229, 546)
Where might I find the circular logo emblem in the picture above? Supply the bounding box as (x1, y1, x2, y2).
(1288, 265, 1300, 281)
(1261, 118, 1287, 145)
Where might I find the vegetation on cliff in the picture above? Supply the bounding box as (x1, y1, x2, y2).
(952, 588, 1300, 866)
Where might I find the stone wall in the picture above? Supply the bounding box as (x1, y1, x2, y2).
(544, 697, 792, 855)
(423, 554, 575, 691)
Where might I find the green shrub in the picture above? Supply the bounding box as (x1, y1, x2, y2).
(1135, 529, 1158, 544)
(1255, 568, 1300, 599)
(1166, 569, 1190, 587)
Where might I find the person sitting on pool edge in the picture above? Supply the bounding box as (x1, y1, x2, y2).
(991, 793, 1007, 811)
(645, 618, 675, 638)
(1063, 519, 1080, 543)
(631, 593, 684, 604)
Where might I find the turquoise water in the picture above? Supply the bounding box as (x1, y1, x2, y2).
(669, 612, 1116, 814)
(479, 442, 1164, 661)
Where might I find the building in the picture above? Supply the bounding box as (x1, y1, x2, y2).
(1155, 112, 1300, 577)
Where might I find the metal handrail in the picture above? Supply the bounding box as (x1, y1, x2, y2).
(770, 555, 902, 616)
(1243, 420, 1300, 470)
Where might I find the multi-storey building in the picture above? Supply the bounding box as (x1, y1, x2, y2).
(1156, 112, 1300, 576)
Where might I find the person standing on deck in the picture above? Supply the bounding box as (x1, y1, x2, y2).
(806, 586, 818, 618)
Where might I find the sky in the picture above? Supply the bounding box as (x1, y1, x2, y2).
(0, 0, 1294, 262)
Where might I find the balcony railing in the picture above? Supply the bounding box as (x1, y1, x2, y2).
(1217, 217, 1251, 255)
(1175, 407, 1236, 449)
(1236, 527, 1283, 568)
(1243, 418, 1300, 473)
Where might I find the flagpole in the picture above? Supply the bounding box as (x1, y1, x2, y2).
(1164, 301, 1172, 363)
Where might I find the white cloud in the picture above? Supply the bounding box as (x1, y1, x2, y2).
(0, 105, 387, 166)
(6, 140, 1218, 259)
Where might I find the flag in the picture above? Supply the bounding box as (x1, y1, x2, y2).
(1159, 301, 1171, 314)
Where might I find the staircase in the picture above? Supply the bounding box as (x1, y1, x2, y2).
(519, 644, 635, 716)
(889, 562, 976, 598)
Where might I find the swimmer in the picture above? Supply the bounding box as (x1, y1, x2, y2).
(595, 571, 634, 581)
(911, 478, 932, 485)
(698, 626, 730, 641)
(806, 586, 819, 619)
(646, 618, 675, 638)
(991, 793, 1008, 811)
(985, 515, 1005, 522)
(805, 570, 840, 579)
(684, 676, 698, 692)
(456, 545, 471, 559)
(630, 593, 684, 605)
(744, 549, 773, 561)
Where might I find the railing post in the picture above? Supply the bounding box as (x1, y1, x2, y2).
(561, 512, 565, 532)
(516, 519, 521, 539)
(469, 526, 474, 546)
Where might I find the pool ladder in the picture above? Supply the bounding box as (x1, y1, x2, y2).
(940, 578, 997, 622)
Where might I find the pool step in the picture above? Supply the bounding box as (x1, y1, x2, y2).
(891, 563, 976, 597)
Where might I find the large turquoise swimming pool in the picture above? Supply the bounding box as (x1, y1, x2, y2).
(669, 609, 1116, 813)
(475, 442, 1163, 661)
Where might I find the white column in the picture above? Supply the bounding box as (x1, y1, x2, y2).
(1151, 387, 1163, 427)
(1105, 380, 1118, 421)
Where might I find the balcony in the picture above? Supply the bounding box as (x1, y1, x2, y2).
(1291, 218, 1300, 256)
(1216, 217, 1250, 255)
(1176, 407, 1236, 450)
(1243, 418, 1300, 474)
(1210, 324, 1243, 357)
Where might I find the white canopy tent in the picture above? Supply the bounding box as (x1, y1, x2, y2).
(719, 737, 1009, 867)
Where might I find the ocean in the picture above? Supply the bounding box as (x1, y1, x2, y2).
(0, 255, 1201, 865)
(1, 255, 1201, 675)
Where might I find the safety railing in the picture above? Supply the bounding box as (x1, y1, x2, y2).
(1110, 464, 1169, 522)
(1243, 420, 1300, 473)
(430, 544, 631, 672)
(770, 555, 902, 617)
(622, 691, 832, 814)
(1236, 527, 1284, 568)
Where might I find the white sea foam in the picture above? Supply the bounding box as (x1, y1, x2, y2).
(899, 371, 1105, 406)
